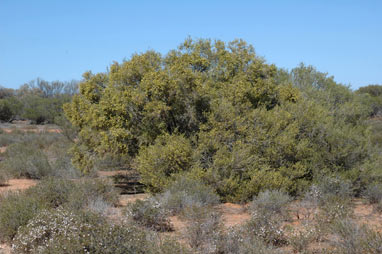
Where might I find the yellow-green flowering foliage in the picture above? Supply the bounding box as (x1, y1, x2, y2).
(65, 38, 371, 201)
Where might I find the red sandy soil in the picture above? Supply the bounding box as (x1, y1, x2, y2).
(1, 128, 61, 134)
(0, 179, 38, 193)
(0, 146, 6, 153)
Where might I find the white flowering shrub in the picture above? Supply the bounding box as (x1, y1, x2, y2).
(12, 207, 157, 254)
(222, 227, 278, 254)
(244, 213, 287, 246)
(12, 208, 86, 253)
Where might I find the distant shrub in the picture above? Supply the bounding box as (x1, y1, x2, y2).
(126, 198, 173, 232)
(0, 192, 47, 242)
(0, 143, 52, 179)
(158, 176, 220, 214)
(249, 190, 291, 218)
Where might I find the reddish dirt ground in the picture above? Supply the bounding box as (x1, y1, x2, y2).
(0, 179, 38, 193)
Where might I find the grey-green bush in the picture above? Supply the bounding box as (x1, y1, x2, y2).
(0, 192, 47, 242)
(158, 176, 220, 214)
(126, 198, 173, 232)
(12, 207, 183, 254)
(249, 190, 291, 218)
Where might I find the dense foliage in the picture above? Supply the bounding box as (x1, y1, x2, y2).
(64, 39, 379, 201)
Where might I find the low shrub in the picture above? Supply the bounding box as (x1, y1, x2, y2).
(222, 227, 278, 254)
(0, 143, 52, 179)
(249, 190, 291, 218)
(181, 206, 223, 253)
(0, 168, 9, 186)
(67, 178, 120, 210)
(12, 207, 174, 254)
(363, 183, 382, 204)
(0, 192, 47, 242)
(316, 195, 352, 230)
(304, 176, 353, 207)
(244, 213, 287, 247)
(26, 178, 119, 211)
(158, 176, 220, 214)
(126, 199, 173, 232)
(330, 218, 382, 254)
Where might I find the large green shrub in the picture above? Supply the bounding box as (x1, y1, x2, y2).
(64, 38, 372, 201)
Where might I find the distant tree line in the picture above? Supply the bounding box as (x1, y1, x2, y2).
(0, 79, 78, 124)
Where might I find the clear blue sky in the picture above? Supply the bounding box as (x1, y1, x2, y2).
(0, 0, 381, 89)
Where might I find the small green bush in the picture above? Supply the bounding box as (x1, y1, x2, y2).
(25, 178, 76, 208)
(0, 143, 52, 179)
(363, 183, 382, 204)
(0, 168, 9, 186)
(126, 199, 173, 232)
(158, 176, 220, 214)
(0, 192, 47, 242)
(249, 190, 291, 218)
(67, 178, 120, 210)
